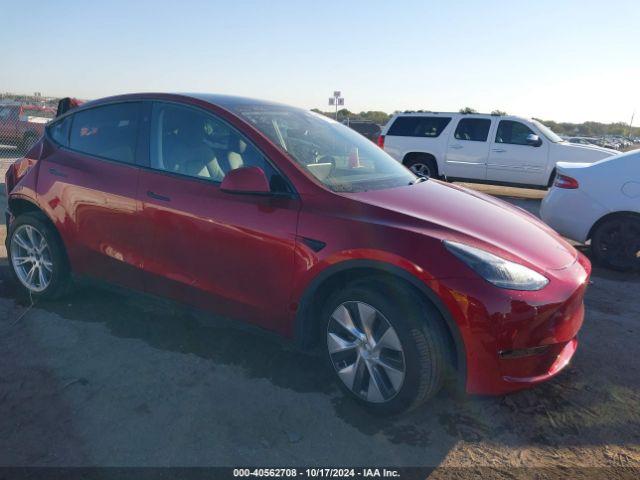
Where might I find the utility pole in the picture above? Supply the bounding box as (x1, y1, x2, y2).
(328, 91, 344, 120)
(630, 110, 635, 137)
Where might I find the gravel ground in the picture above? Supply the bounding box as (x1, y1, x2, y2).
(0, 161, 639, 476)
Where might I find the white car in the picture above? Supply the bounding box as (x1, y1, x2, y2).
(541, 150, 640, 271)
(379, 112, 617, 188)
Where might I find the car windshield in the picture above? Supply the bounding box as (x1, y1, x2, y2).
(532, 119, 563, 143)
(230, 105, 417, 192)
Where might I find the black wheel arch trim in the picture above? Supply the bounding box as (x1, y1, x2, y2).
(402, 151, 437, 162)
(293, 258, 467, 385)
(6, 197, 65, 251)
(588, 210, 640, 240)
(402, 152, 438, 168)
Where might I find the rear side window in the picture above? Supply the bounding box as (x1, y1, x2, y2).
(454, 118, 491, 142)
(496, 120, 536, 145)
(48, 116, 72, 147)
(69, 103, 141, 164)
(387, 116, 451, 137)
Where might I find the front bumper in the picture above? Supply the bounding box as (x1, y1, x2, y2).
(437, 252, 591, 395)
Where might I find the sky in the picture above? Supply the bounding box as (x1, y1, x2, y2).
(1, 0, 639, 124)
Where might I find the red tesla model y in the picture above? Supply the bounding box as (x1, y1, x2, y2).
(5, 93, 590, 414)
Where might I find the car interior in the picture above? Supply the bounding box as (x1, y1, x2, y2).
(151, 104, 289, 192)
(153, 105, 261, 182)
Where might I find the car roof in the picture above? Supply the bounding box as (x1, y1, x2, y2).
(186, 93, 290, 110)
(80, 92, 292, 111)
(391, 111, 534, 122)
(394, 111, 518, 117)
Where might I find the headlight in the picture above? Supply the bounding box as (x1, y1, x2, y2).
(444, 241, 549, 291)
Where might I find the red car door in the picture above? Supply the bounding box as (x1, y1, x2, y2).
(137, 102, 300, 333)
(38, 101, 146, 291)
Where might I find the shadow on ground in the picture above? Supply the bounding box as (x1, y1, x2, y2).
(1, 255, 638, 460)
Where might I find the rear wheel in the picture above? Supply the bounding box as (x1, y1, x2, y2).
(591, 214, 640, 272)
(404, 155, 438, 179)
(8, 212, 72, 299)
(322, 278, 448, 415)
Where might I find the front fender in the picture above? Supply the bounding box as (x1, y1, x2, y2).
(290, 254, 467, 386)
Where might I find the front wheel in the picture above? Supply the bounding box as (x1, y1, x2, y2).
(8, 212, 72, 299)
(591, 215, 640, 272)
(322, 279, 449, 415)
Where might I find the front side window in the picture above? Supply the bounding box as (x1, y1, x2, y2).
(387, 116, 451, 138)
(228, 105, 416, 192)
(149, 103, 286, 190)
(454, 118, 492, 142)
(69, 103, 141, 164)
(496, 120, 536, 145)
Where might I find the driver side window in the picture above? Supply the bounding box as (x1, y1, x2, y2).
(495, 121, 536, 146)
(149, 102, 287, 191)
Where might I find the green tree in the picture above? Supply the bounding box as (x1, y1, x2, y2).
(459, 107, 477, 114)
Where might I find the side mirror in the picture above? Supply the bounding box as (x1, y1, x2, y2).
(526, 134, 542, 147)
(220, 166, 270, 194)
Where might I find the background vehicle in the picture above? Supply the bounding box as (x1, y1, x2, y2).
(567, 136, 600, 146)
(0, 103, 55, 152)
(541, 151, 640, 271)
(5, 93, 590, 415)
(343, 120, 382, 142)
(379, 112, 617, 187)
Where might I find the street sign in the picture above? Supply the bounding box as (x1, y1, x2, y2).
(337, 98, 344, 106)
(333, 91, 341, 98)
(328, 98, 335, 106)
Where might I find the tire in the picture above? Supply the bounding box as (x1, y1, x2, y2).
(591, 214, 640, 272)
(405, 155, 438, 179)
(7, 212, 72, 299)
(322, 277, 449, 415)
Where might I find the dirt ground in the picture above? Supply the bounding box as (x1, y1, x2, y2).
(0, 154, 639, 477)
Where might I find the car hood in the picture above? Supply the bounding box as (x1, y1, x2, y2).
(350, 180, 577, 271)
(555, 141, 618, 162)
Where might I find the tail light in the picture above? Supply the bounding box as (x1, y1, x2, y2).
(554, 174, 579, 189)
(377, 135, 385, 149)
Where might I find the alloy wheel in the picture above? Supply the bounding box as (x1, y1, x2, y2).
(409, 163, 431, 177)
(327, 301, 406, 403)
(596, 219, 640, 270)
(10, 224, 53, 292)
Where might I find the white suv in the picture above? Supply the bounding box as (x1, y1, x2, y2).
(379, 112, 617, 188)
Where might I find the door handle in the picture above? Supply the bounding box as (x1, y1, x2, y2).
(492, 148, 506, 153)
(48, 167, 68, 178)
(449, 145, 463, 150)
(147, 190, 171, 202)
